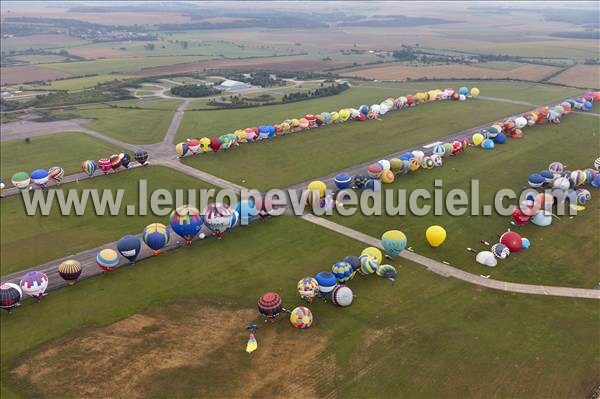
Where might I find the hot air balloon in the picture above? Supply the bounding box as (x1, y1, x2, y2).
(381, 230, 407, 257)
(110, 154, 122, 172)
(257, 292, 282, 319)
(334, 173, 352, 190)
(315, 271, 337, 296)
(31, 169, 49, 189)
(343, 256, 360, 272)
(134, 149, 148, 165)
(47, 166, 64, 185)
(307, 180, 327, 206)
(98, 158, 112, 175)
(20, 271, 48, 300)
(425, 226, 446, 247)
(169, 205, 203, 245)
(143, 223, 170, 254)
(117, 235, 142, 262)
(11, 172, 30, 190)
(476, 251, 497, 267)
(500, 231, 522, 253)
(186, 139, 200, 154)
(120, 153, 131, 168)
(96, 248, 120, 271)
(331, 261, 354, 283)
(290, 306, 313, 329)
(297, 277, 319, 303)
(376, 264, 398, 281)
(58, 259, 82, 285)
(361, 247, 382, 263)
(236, 199, 258, 225)
(202, 203, 233, 239)
(491, 243, 510, 259)
(359, 254, 379, 275)
(210, 138, 221, 152)
(331, 286, 353, 307)
(81, 160, 96, 177)
(0, 283, 22, 312)
(176, 142, 189, 157)
(367, 163, 383, 179)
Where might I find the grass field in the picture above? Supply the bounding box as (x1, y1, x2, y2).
(0, 166, 217, 274)
(0, 35, 88, 52)
(39, 56, 212, 76)
(1, 132, 121, 180)
(549, 64, 600, 89)
(51, 100, 181, 144)
(1, 216, 598, 398)
(11, 54, 70, 65)
(182, 99, 529, 190)
(331, 112, 600, 288)
(37, 75, 133, 91)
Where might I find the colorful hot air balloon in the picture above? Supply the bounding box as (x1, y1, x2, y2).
(0, 283, 22, 312)
(11, 171, 30, 189)
(290, 306, 313, 329)
(343, 256, 360, 272)
(315, 271, 337, 296)
(134, 149, 148, 165)
(48, 166, 64, 185)
(175, 142, 188, 158)
(202, 203, 233, 239)
(58, 259, 82, 285)
(334, 173, 352, 190)
(109, 154, 122, 172)
(491, 243, 510, 259)
(499, 231, 522, 253)
(210, 138, 221, 152)
(186, 139, 200, 154)
(143, 223, 170, 254)
(20, 271, 48, 300)
(297, 277, 319, 303)
(120, 153, 131, 168)
(169, 205, 203, 245)
(117, 235, 142, 262)
(31, 169, 49, 189)
(81, 160, 96, 177)
(257, 292, 283, 319)
(361, 247, 382, 264)
(96, 248, 120, 271)
(331, 286, 353, 307)
(376, 264, 398, 281)
(381, 230, 407, 257)
(331, 261, 354, 283)
(359, 254, 379, 275)
(98, 158, 112, 175)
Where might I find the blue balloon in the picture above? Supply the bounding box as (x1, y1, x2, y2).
(343, 256, 360, 271)
(364, 179, 381, 192)
(528, 173, 545, 188)
(400, 153, 414, 161)
(359, 105, 369, 115)
(583, 101, 593, 111)
(31, 169, 49, 180)
(458, 86, 469, 95)
(315, 271, 337, 296)
(481, 138, 495, 150)
(592, 174, 600, 188)
(493, 133, 507, 144)
(334, 173, 352, 190)
(117, 235, 142, 262)
(268, 125, 276, 138)
(539, 170, 554, 183)
(236, 199, 258, 224)
(521, 238, 531, 249)
(229, 210, 239, 229)
(258, 125, 270, 139)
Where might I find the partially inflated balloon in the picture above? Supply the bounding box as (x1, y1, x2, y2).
(425, 225, 446, 247)
(117, 235, 142, 262)
(143, 223, 170, 254)
(470, 87, 480, 97)
(48, 166, 64, 184)
(176, 142, 189, 157)
(169, 205, 203, 244)
(290, 306, 313, 329)
(81, 160, 96, 177)
(472, 133, 484, 146)
(361, 247, 382, 263)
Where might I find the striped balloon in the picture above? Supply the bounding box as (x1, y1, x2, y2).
(81, 160, 96, 177)
(96, 249, 120, 271)
(289, 306, 313, 329)
(48, 166, 64, 184)
(359, 254, 379, 275)
(58, 260, 82, 285)
(331, 261, 354, 283)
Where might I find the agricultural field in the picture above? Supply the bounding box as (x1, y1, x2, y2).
(338, 63, 561, 83)
(36, 75, 133, 91)
(0, 166, 217, 274)
(0, 65, 71, 85)
(0, 34, 88, 52)
(1, 132, 121, 180)
(549, 64, 600, 89)
(1, 216, 598, 398)
(182, 99, 529, 190)
(50, 99, 181, 144)
(10, 54, 71, 65)
(332, 112, 600, 288)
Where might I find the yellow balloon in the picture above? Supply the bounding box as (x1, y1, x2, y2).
(390, 158, 403, 174)
(425, 225, 447, 247)
(339, 109, 350, 121)
(409, 158, 420, 172)
(472, 133, 484, 146)
(470, 87, 480, 97)
(235, 129, 247, 143)
(361, 247, 382, 263)
(381, 170, 395, 184)
(199, 137, 211, 152)
(307, 180, 326, 198)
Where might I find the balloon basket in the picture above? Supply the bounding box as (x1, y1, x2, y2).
(152, 250, 161, 255)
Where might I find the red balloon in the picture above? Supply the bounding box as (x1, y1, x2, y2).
(512, 207, 530, 226)
(257, 292, 282, 318)
(210, 138, 221, 152)
(500, 231, 522, 253)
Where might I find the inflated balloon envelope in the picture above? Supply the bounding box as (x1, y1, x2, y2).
(531, 211, 552, 227)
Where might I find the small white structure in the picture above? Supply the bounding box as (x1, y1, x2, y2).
(215, 79, 251, 91)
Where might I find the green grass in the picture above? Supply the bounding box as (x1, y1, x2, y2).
(1, 216, 598, 398)
(37, 75, 133, 91)
(39, 56, 211, 75)
(0, 166, 217, 274)
(12, 54, 69, 64)
(0, 35, 88, 52)
(182, 99, 529, 190)
(331, 112, 600, 288)
(51, 100, 181, 144)
(1, 132, 121, 179)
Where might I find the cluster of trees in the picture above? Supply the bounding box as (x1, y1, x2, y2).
(227, 72, 285, 87)
(283, 83, 349, 102)
(171, 84, 222, 98)
(338, 15, 451, 27)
